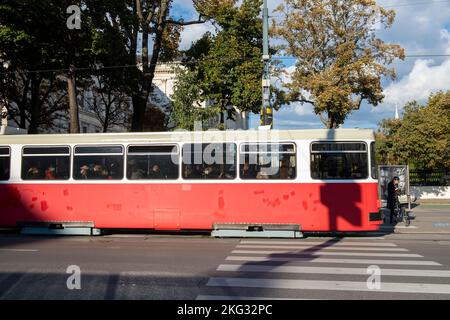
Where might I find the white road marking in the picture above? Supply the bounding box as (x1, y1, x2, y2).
(237, 245, 409, 252)
(217, 264, 450, 278)
(0, 249, 38, 252)
(207, 277, 450, 295)
(196, 295, 313, 300)
(380, 225, 418, 229)
(120, 271, 196, 277)
(226, 256, 441, 266)
(240, 241, 397, 247)
(231, 250, 423, 258)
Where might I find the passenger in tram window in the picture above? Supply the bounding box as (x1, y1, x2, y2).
(241, 163, 257, 179)
(352, 162, 362, 178)
(203, 165, 214, 178)
(93, 164, 104, 179)
(45, 166, 57, 180)
(101, 169, 112, 179)
(218, 165, 226, 179)
(241, 163, 249, 178)
(211, 165, 221, 179)
(193, 164, 203, 178)
(79, 165, 90, 179)
(279, 159, 290, 179)
(109, 162, 121, 179)
(130, 164, 146, 180)
(128, 160, 145, 179)
(26, 166, 40, 179)
(219, 166, 234, 179)
(256, 170, 269, 180)
(150, 164, 162, 179)
(183, 166, 193, 179)
(132, 168, 145, 179)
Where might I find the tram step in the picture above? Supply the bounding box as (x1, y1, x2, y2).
(18, 221, 100, 236)
(20, 227, 101, 236)
(211, 223, 303, 239)
(17, 221, 95, 228)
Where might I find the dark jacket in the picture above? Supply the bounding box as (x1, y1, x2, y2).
(387, 181, 399, 208)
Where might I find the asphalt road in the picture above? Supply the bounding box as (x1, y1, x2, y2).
(2, 230, 450, 300)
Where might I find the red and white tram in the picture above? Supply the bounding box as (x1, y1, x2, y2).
(0, 129, 382, 235)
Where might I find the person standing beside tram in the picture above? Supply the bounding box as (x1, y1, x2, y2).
(387, 176, 401, 224)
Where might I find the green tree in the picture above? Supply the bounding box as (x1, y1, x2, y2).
(376, 91, 450, 169)
(0, 0, 93, 133)
(375, 118, 402, 165)
(172, 0, 281, 130)
(171, 67, 219, 130)
(272, 0, 405, 128)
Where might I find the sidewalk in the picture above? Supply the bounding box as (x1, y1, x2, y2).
(379, 202, 450, 234)
(414, 199, 450, 205)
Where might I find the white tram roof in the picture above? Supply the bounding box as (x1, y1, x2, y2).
(0, 129, 375, 145)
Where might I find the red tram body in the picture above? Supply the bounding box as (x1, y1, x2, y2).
(0, 129, 382, 233)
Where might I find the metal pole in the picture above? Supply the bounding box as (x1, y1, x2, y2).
(261, 0, 273, 128)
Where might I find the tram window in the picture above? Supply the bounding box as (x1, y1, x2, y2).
(311, 142, 368, 180)
(311, 142, 367, 152)
(370, 142, 378, 179)
(23, 146, 70, 155)
(127, 145, 179, 180)
(21, 146, 70, 180)
(182, 143, 236, 180)
(73, 145, 124, 180)
(75, 146, 123, 154)
(240, 143, 296, 180)
(0, 147, 11, 181)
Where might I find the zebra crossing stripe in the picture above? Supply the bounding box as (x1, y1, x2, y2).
(207, 277, 450, 295)
(236, 245, 409, 252)
(226, 256, 442, 266)
(231, 250, 423, 258)
(0, 249, 38, 252)
(240, 241, 397, 247)
(196, 295, 314, 300)
(216, 264, 450, 277)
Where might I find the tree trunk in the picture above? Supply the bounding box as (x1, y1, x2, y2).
(28, 74, 41, 134)
(325, 111, 339, 129)
(131, 0, 170, 132)
(131, 95, 147, 132)
(67, 65, 80, 134)
(103, 100, 111, 133)
(131, 29, 150, 132)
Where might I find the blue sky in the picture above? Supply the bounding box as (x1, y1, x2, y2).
(172, 0, 450, 130)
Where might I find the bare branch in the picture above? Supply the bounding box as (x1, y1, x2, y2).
(291, 98, 315, 106)
(166, 15, 205, 26)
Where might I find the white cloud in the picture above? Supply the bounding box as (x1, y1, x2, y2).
(277, 102, 315, 116)
(441, 29, 450, 55)
(179, 22, 215, 50)
(383, 58, 450, 105)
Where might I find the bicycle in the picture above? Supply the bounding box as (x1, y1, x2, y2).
(393, 202, 412, 227)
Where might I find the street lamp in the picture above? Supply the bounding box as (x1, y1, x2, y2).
(260, 0, 273, 129)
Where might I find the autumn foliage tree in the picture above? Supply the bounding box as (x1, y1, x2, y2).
(272, 0, 405, 128)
